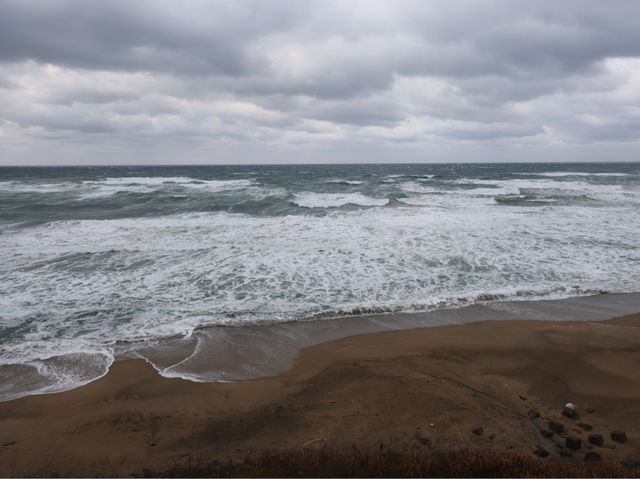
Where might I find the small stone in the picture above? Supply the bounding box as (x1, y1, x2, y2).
(549, 421, 565, 434)
(149, 442, 156, 447)
(584, 452, 602, 463)
(488, 433, 495, 440)
(566, 435, 582, 451)
(563, 405, 578, 419)
(586, 407, 597, 414)
(471, 427, 483, 436)
(560, 450, 573, 457)
(528, 409, 540, 419)
(2, 441, 16, 447)
(541, 429, 554, 438)
(611, 431, 627, 443)
(533, 446, 550, 458)
(414, 432, 430, 446)
(588, 434, 604, 447)
(429, 423, 435, 428)
(621, 458, 640, 469)
(578, 423, 593, 431)
(604, 444, 616, 450)
(519, 394, 527, 401)
(555, 442, 564, 449)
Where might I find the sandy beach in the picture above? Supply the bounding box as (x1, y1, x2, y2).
(1, 313, 639, 476)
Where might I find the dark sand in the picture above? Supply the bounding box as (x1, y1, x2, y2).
(1, 314, 639, 476)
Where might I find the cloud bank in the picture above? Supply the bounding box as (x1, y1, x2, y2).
(1, 0, 639, 164)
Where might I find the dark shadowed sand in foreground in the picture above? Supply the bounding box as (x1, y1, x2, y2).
(1, 314, 639, 476)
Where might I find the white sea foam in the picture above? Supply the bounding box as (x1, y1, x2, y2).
(180, 179, 255, 190)
(90, 177, 253, 190)
(325, 179, 364, 185)
(527, 172, 630, 177)
(73, 177, 258, 199)
(399, 181, 439, 194)
(292, 192, 389, 208)
(437, 178, 637, 206)
(0, 177, 256, 198)
(0, 181, 80, 193)
(0, 351, 113, 402)
(98, 176, 196, 186)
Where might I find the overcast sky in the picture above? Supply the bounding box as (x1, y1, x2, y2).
(1, 0, 639, 165)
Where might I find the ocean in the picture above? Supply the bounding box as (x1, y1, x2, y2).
(1, 162, 640, 401)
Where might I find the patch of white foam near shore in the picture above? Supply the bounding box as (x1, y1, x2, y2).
(130, 292, 640, 385)
(0, 352, 113, 402)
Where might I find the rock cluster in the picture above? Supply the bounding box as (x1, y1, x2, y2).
(525, 400, 632, 465)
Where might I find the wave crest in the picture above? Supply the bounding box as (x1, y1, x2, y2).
(292, 192, 389, 208)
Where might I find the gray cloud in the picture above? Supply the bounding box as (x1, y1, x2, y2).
(1, 0, 639, 164)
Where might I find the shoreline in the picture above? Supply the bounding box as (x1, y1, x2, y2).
(1, 311, 639, 476)
(122, 291, 640, 384)
(2, 291, 640, 404)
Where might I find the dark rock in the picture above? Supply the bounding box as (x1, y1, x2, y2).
(549, 421, 565, 434)
(528, 409, 540, 419)
(414, 432, 430, 446)
(586, 407, 597, 414)
(488, 433, 495, 440)
(611, 431, 627, 443)
(566, 436, 582, 451)
(533, 446, 550, 458)
(555, 442, 564, 449)
(604, 444, 616, 450)
(584, 452, 602, 463)
(2, 441, 16, 447)
(563, 405, 578, 419)
(471, 427, 483, 436)
(560, 450, 573, 457)
(588, 434, 604, 447)
(621, 458, 640, 469)
(149, 442, 156, 447)
(578, 422, 593, 431)
(541, 429, 554, 438)
(519, 394, 527, 401)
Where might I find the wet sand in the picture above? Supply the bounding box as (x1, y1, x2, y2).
(1, 314, 639, 476)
